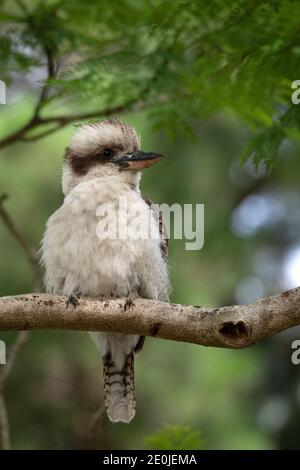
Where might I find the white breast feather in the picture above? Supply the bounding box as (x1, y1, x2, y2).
(41, 176, 170, 368)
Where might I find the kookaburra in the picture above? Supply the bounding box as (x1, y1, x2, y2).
(41, 118, 170, 423)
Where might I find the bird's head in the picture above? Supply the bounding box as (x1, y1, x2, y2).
(62, 118, 164, 194)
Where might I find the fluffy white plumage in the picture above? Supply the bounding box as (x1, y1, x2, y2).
(41, 119, 170, 422)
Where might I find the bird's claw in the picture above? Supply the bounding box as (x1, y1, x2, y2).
(124, 295, 135, 312)
(66, 294, 80, 309)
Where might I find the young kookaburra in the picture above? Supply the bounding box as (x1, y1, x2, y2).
(41, 118, 170, 423)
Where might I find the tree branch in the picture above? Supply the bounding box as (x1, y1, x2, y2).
(0, 38, 57, 151)
(0, 28, 170, 153)
(0, 194, 41, 291)
(0, 288, 299, 348)
(0, 99, 139, 151)
(0, 4, 174, 153)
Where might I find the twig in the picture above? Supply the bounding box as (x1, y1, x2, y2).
(21, 124, 64, 142)
(0, 394, 10, 450)
(89, 403, 106, 448)
(15, 0, 30, 15)
(0, 331, 29, 389)
(0, 194, 41, 291)
(0, 100, 131, 150)
(0, 117, 41, 150)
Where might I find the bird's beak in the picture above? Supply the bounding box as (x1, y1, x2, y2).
(114, 151, 164, 170)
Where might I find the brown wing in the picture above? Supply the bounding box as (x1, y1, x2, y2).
(142, 194, 169, 261)
(134, 194, 169, 356)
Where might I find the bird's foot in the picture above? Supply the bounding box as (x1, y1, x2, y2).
(124, 293, 138, 312)
(66, 294, 80, 309)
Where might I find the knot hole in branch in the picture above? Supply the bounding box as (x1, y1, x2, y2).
(219, 320, 251, 347)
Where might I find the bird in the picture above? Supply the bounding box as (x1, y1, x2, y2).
(41, 118, 170, 423)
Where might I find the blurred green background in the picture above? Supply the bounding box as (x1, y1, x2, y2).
(1, 0, 300, 451)
(1, 104, 300, 450)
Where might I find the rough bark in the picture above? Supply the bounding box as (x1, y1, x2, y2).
(0, 287, 299, 348)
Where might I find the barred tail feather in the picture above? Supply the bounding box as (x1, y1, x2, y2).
(103, 353, 135, 423)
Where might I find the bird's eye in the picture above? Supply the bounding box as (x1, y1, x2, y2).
(99, 148, 114, 161)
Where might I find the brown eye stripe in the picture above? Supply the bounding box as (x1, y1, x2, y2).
(64, 137, 137, 176)
(64, 149, 93, 176)
(73, 159, 90, 175)
(64, 147, 114, 176)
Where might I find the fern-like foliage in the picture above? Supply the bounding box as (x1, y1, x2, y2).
(0, 0, 299, 166)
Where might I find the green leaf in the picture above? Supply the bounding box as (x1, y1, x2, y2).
(145, 424, 205, 450)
